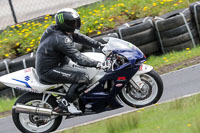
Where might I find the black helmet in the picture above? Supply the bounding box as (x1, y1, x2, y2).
(55, 8, 81, 33)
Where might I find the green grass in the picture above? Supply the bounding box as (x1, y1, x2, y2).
(0, 98, 16, 112)
(146, 46, 200, 72)
(0, 0, 198, 59)
(60, 93, 200, 133)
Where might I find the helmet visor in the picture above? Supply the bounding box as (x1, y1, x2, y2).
(64, 18, 81, 30)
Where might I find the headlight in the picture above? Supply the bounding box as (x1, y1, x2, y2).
(107, 53, 128, 71)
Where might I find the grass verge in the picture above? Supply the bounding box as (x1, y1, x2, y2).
(146, 46, 200, 74)
(0, 98, 16, 117)
(59, 93, 200, 133)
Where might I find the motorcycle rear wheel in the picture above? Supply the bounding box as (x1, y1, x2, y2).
(12, 93, 62, 133)
(119, 70, 163, 108)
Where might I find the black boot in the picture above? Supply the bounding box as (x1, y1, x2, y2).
(58, 84, 87, 114)
(58, 98, 82, 114)
(66, 83, 87, 102)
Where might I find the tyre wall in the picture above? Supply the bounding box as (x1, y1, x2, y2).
(190, 2, 200, 40)
(118, 17, 160, 55)
(154, 8, 199, 53)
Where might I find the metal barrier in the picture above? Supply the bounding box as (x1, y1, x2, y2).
(0, 0, 101, 30)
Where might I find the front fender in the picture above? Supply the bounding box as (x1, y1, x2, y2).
(135, 64, 153, 75)
(131, 64, 153, 88)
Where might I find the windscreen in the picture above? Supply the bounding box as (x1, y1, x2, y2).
(105, 37, 134, 51)
(102, 37, 145, 64)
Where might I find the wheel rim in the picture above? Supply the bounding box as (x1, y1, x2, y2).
(122, 74, 158, 106)
(18, 100, 55, 133)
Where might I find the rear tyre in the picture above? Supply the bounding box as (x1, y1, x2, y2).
(119, 70, 163, 108)
(12, 93, 62, 133)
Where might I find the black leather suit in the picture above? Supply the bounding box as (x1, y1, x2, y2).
(36, 25, 100, 102)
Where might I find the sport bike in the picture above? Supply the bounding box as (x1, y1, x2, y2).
(0, 37, 163, 133)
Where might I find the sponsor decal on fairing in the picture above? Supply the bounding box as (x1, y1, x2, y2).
(117, 77, 126, 81)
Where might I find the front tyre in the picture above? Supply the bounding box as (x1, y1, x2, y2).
(12, 93, 62, 133)
(119, 70, 163, 108)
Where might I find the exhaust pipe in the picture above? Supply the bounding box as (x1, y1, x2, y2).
(13, 104, 60, 116)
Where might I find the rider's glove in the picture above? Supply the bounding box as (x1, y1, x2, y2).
(96, 61, 110, 70)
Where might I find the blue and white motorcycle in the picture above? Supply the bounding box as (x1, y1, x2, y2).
(0, 38, 163, 133)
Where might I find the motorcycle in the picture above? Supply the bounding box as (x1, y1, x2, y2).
(0, 37, 163, 133)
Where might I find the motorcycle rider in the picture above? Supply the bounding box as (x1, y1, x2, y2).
(36, 8, 106, 114)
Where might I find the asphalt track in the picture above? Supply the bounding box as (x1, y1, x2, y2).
(0, 63, 200, 133)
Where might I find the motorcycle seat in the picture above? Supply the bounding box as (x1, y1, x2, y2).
(39, 78, 56, 85)
(31, 68, 56, 85)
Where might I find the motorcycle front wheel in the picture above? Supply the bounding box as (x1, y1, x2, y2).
(12, 93, 62, 133)
(119, 70, 163, 108)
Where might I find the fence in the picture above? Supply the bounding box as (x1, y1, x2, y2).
(0, 0, 101, 30)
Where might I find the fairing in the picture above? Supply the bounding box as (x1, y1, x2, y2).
(0, 68, 60, 93)
(81, 38, 147, 111)
(68, 52, 106, 80)
(103, 38, 146, 65)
